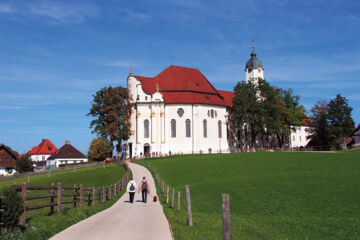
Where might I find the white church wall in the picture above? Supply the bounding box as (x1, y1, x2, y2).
(290, 126, 311, 149)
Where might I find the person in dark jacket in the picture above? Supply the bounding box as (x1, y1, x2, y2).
(138, 176, 150, 203)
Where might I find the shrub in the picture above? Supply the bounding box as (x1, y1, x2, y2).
(0, 187, 24, 232)
(15, 155, 33, 173)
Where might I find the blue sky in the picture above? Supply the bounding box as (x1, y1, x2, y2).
(0, 0, 359, 154)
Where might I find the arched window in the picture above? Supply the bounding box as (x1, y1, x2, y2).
(218, 120, 222, 138)
(144, 120, 149, 138)
(211, 109, 214, 118)
(186, 119, 191, 137)
(171, 119, 176, 138)
(203, 119, 207, 138)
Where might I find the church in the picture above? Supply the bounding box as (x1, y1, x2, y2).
(125, 49, 308, 158)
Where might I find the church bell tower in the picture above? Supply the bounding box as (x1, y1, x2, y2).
(245, 44, 264, 85)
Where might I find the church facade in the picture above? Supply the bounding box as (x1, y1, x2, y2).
(126, 50, 308, 158)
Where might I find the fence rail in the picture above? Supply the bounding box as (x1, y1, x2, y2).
(0, 162, 104, 181)
(1, 161, 130, 226)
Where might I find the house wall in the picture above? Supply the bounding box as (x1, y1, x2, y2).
(0, 148, 16, 168)
(47, 158, 88, 168)
(30, 154, 51, 162)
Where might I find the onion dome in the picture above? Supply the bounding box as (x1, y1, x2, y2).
(245, 49, 263, 70)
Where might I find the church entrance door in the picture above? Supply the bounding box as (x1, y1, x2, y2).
(144, 144, 150, 158)
(129, 143, 132, 159)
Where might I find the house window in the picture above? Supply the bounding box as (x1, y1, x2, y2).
(211, 109, 214, 118)
(203, 120, 207, 138)
(218, 121, 222, 138)
(1, 157, 5, 162)
(144, 120, 149, 138)
(9, 157, 12, 163)
(186, 119, 191, 137)
(145, 96, 148, 101)
(171, 119, 176, 138)
(42, 156, 45, 160)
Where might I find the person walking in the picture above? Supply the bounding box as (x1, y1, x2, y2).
(126, 178, 137, 203)
(138, 176, 150, 203)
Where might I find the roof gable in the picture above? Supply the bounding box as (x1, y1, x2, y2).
(135, 65, 227, 106)
(28, 139, 58, 155)
(48, 142, 86, 160)
(0, 144, 19, 159)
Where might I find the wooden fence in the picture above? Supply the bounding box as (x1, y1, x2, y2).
(2, 161, 130, 226)
(146, 163, 232, 240)
(0, 196, 3, 227)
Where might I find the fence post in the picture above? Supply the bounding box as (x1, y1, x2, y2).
(171, 188, 175, 208)
(57, 183, 62, 213)
(177, 191, 181, 211)
(50, 183, 55, 215)
(102, 186, 105, 203)
(185, 185, 193, 226)
(20, 183, 27, 225)
(167, 186, 170, 204)
(88, 187, 91, 206)
(73, 184, 77, 208)
(108, 185, 112, 200)
(164, 183, 167, 200)
(114, 183, 117, 196)
(98, 187, 101, 203)
(92, 187, 96, 206)
(79, 184, 83, 207)
(222, 194, 231, 240)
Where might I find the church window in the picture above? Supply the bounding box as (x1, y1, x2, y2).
(203, 120, 207, 138)
(293, 136, 295, 141)
(211, 110, 214, 118)
(186, 119, 191, 137)
(171, 119, 176, 138)
(299, 136, 302, 141)
(218, 121, 222, 138)
(177, 108, 184, 118)
(137, 95, 140, 101)
(215, 111, 217, 117)
(207, 110, 210, 117)
(144, 120, 149, 138)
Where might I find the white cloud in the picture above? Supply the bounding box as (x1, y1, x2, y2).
(26, 1, 98, 23)
(0, 3, 13, 13)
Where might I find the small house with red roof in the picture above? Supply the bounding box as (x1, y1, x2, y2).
(347, 124, 360, 148)
(0, 144, 18, 175)
(46, 141, 88, 168)
(27, 139, 57, 169)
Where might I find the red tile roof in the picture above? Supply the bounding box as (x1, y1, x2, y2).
(135, 65, 228, 106)
(28, 139, 58, 155)
(218, 90, 235, 108)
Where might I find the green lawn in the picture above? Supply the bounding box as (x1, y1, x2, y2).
(0, 164, 127, 239)
(139, 152, 360, 240)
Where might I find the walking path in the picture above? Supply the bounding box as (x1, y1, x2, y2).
(51, 162, 172, 240)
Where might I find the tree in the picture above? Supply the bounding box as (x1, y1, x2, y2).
(88, 137, 114, 161)
(327, 94, 355, 149)
(232, 80, 261, 148)
(15, 154, 33, 173)
(87, 86, 132, 157)
(0, 187, 24, 232)
(307, 100, 331, 149)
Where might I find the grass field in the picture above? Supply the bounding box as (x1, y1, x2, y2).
(0, 164, 127, 239)
(139, 151, 360, 240)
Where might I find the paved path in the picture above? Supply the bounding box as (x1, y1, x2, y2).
(51, 162, 172, 240)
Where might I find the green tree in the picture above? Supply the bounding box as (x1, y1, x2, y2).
(232, 80, 261, 148)
(15, 154, 33, 173)
(87, 86, 132, 157)
(327, 94, 355, 149)
(88, 137, 114, 161)
(307, 100, 331, 149)
(0, 187, 24, 232)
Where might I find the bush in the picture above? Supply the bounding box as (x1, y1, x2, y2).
(0, 187, 24, 232)
(16, 155, 33, 173)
